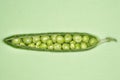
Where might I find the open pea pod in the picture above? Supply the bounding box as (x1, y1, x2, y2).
(3, 32, 117, 52)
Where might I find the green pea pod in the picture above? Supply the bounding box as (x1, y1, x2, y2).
(3, 32, 117, 52)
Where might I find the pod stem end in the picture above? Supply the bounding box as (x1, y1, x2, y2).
(99, 37, 117, 44)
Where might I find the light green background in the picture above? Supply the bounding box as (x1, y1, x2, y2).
(0, 0, 120, 80)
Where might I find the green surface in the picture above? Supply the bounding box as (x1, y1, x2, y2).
(0, 0, 120, 80)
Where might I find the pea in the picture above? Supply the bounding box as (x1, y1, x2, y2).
(23, 37, 32, 44)
(62, 43, 70, 50)
(64, 34, 72, 43)
(48, 45, 54, 50)
(70, 41, 76, 50)
(41, 35, 50, 43)
(51, 34, 57, 43)
(75, 43, 81, 50)
(83, 35, 89, 42)
(19, 42, 25, 46)
(40, 43, 47, 49)
(73, 34, 82, 43)
(28, 43, 35, 48)
(89, 38, 97, 45)
(81, 42, 87, 49)
(12, 38, 21, 44)
(56, 35, 64, 44)
(54, 43, 61, 50)
(35, 45, 40, 48)
(70, 41, 76, 44)
(33, 36, 40, 43)
(36, 41, 41, 46)
(70, 43, 75, 50)
(47, 40, 53, 46)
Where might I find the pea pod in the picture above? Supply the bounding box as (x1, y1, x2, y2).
(3, 32, 117, 52)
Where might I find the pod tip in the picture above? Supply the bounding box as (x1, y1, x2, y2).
(106, 37, 117, 42)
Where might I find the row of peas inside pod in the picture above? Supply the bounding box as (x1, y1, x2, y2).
(11, 34, 98, 51)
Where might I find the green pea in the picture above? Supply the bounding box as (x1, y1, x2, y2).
(81, 42, 87, 49)
(19, 42, 25, 46)
(54, 43, 61, 50)
(12, 38, 21, 44)
(41, 35, 50, 43)
(33, 36, 40, 43)
(89, 38, 97, 45)
(83, 35, 89, 42)
(40, 43, 47, 49)
(35, 45, 40, 48)
(51, 34, 57, 43)
(23, 37, 32, 44)
(64, 34, 72, 43)
(62, 43, 70, 50)
(56, 35, 64, 44)
(73, 34, 82, 43)
(75, 43, 81, 50)
(47, 40, 53, 46)
(28, 43, 35, 48)
(70, 41, 76, 44)
(36, 41, 41, 46)
(70, 43, 75, 50)
(48, 45, 54, 50)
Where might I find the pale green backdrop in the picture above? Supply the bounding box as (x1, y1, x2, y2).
(0, 0, 120, 80)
